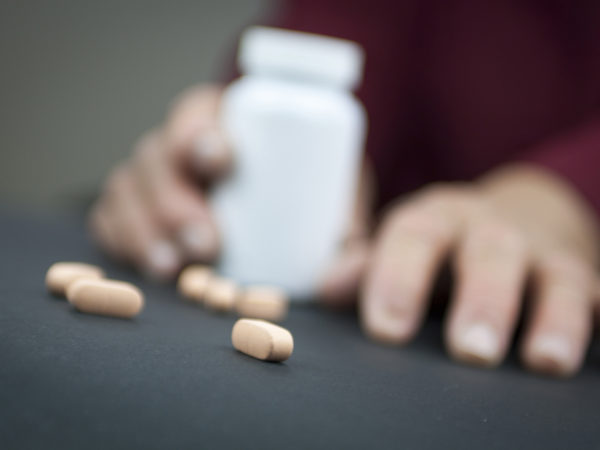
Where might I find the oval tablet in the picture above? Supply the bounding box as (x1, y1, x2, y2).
(204, 277, 239, 312)
(177, 265, 213, 303)
(46, 262, 104, 296)
(236, 285, 289, 322)
(66, 278, 144, 319)
(232, 319, 294, 362)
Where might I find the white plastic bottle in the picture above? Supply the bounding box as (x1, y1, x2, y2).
(212, 26, 366, 300)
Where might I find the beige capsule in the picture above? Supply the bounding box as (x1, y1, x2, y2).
(204, 277, 239, 312)
(66, 278, 144, 319)
(231, 318, 294, 362)
(236, 285, 289, 322)
(46, 262, 105, 296)
(177, 265, 213, 303)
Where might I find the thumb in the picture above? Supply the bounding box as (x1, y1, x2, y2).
(164, 84, 233, 180)
(319, 162, 374, 307)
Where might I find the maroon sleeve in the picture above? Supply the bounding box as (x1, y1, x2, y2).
(520, 116, 600, 219)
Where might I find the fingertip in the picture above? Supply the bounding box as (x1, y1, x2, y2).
(362, 322, 415, 346)
(164, 84, 224, 153)
(192, 129, 232, 178)
(446, 322, 503, 368)
(522, 334, 579, 378)
(521, 254, 592, 378)
(360, 296, 417, 345)
(144, 240, 181, 281)
(359, 264, 424, 346)
(177, 221, 220, 261)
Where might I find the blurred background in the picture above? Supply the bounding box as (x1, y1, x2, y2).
(0, 0, 272, 212)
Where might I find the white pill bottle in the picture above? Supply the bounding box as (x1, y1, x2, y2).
(212, 26, 366, 300)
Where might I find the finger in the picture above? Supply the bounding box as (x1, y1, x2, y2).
(446, 220, 529, 367)
(192, 128, 233, 180)
(319, 162, 374, 307)
(361, 202, 459, 344)
(164, 85, 232, 179)
(104, 166, 182, 280)
(131, 131, 220, 261)
(521, 253, 594, 377)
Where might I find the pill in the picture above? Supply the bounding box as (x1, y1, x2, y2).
(46, 262, 105, 296)
(177, 265, 213, 303)
(204, 277, 239, 312)
(66, 278, 144, 319)
(232, 319, 294, 362)
(236, 285, 289, 322)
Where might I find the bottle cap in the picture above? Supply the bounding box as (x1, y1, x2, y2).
(239, 26, 364, 90)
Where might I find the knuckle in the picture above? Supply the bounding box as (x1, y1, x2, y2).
(151, 190, 186, 230)
(167, 84, 221, 125)
(413, 182, 488, 220)
(472, 220, 525, 251)
(462, 193, 490, 216)
(457, 218, 528, 276)
(461, 219, 528, 264)
(165, 85, 223, 150)
(538, 251, 593, 287)
(418, 182, 475, 204)
(383, 203, 454, 247)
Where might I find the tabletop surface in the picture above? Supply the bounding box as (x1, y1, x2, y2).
(1, 210, 599, 450)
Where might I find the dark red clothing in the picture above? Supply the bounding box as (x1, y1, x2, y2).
(262, 0, 600, 214)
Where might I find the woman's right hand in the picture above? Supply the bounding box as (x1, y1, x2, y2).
(89, 84, 231, 280)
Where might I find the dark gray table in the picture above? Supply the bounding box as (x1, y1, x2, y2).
(1, 210, 598, 449)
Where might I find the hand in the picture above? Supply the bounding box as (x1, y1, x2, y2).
(89, 85, 231, 280)
(321, 164, 600, 377)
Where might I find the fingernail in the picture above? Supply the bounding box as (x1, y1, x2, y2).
(193, 130, 224, 169)
(178, 222, 216, 258)
(455, 322, 500, 366)
(529, 335, 572, 375)
(364, 299, 413, 344)
(145, 240, 179, 279)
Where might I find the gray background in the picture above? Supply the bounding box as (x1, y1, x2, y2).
(0, 0, 272, 211)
